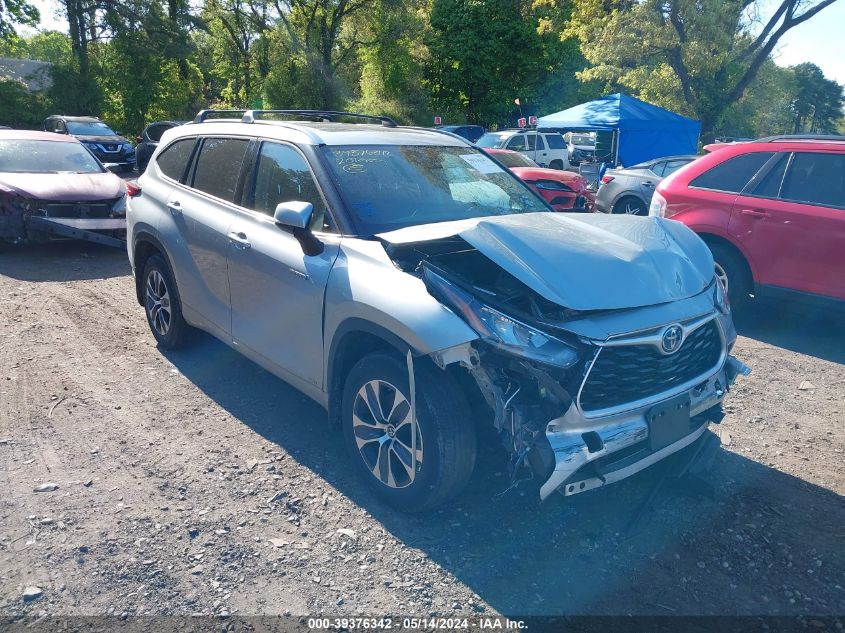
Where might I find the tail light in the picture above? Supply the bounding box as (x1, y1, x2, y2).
(125, 180, 142, 197)
(649, 191, 667, 217)
(600, 175, 614, 184)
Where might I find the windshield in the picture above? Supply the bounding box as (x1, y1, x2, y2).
(476, 133, 508, 148)
(321, 145, 548, 234)
(491, 151, 537, 168)
(66, 120, 117, 136)
(0, 140, 103, 173)
(570, 134, 595, 146)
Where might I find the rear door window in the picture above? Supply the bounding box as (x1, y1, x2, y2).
(191, 137, 250, 203)
(650, 161, 667, 177)
(690, 152, 774, 193)
(747, 153, 789, 199)
(663, 159, 691, 177)
(156, 138, 197, 182)
(780, 152, 845, 209)
(544, 134, 566, 149)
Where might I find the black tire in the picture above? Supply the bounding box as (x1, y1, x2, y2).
(341, 351, 476, 512)
(549, 159, 563, 170)
(612, 195, 647, 216)
(708, 242, 751, 306)
(141, 254, 193, 349)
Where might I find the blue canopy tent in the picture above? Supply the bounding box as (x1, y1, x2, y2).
(537, 93, 701, 167)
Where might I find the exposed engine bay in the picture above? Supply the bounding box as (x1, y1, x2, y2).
(382, 234, 749, 498)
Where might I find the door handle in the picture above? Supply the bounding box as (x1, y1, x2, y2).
(167, 201, 182, 216)
(227, 231, 251, 249)
(740, 209, 771, 219)
(642, 181, 654, 188)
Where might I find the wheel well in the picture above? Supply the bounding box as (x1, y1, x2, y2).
(549, 159, 563, 169)
(327, 331, 395, 428)
(698, 233, 755, 287)
(133, 239, 161, 305)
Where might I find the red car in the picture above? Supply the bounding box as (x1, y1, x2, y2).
(486, 149, 594, 212)
(0, 130, 127, 246)
(650, 135, 845, 309)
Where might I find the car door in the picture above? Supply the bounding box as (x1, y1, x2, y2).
(226, 140, 340, 388)
(637, 162, 663, 199)
(163, 136, 250, 338)
(730, 151, 845, 300)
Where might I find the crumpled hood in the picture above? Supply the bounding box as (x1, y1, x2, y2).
(0, 171, 125, 202)
(379, 212, 714, 311)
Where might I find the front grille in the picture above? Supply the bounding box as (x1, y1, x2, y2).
(42, 201, 115, 219)
(579, 321, 722, 412)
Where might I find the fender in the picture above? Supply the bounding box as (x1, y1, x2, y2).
(132, 229, 178, 305)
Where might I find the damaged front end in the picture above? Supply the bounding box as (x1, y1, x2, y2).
(390, 235, 750, 501)
(0, 191, 127, 245)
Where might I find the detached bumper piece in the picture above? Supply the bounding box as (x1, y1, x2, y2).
(25, 216, 126, 249)
(539, 354, 748, 500)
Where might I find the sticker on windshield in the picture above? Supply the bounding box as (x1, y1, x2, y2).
(459, 153, 500, 174)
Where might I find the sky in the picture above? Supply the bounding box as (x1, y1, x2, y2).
(22, 0, 845, 86)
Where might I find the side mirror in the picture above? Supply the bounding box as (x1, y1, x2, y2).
(273, 200, 313, 229)
(273, 201, 323, 256)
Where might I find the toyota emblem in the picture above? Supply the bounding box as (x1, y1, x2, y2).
(661, 325, 683, 354)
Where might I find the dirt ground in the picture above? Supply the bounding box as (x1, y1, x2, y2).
(0, 242, 843, 621)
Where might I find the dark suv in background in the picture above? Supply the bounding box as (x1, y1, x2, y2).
(135, 120, 186, 173)
(42, 115, 136, 172)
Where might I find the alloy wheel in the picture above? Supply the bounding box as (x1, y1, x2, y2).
(352, 379, 423, 489)
(623, 201, 645, 215)
(145, 269, 172, 337)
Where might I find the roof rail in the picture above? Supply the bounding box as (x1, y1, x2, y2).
(192, 108, 398, 127)
(756, 134, 845, 143)
(192, 109, 250, 124)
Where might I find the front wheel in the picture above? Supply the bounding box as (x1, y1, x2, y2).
(341, 352, 476, 512)
(549, 159, 563, 170)
(708, 242, 751, 306)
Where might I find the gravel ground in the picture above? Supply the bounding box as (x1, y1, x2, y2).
(0, 242, 843, 620)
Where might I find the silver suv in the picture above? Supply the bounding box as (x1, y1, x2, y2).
(127, 109, 749, 511)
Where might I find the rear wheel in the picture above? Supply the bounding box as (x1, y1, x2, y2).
(342, 351, 476, 512)
(612, 196, 647, 216)
(708, 242, 751, 306)
(142, 254, 193, 349)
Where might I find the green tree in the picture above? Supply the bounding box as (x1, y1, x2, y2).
(791, 62, 843, 133)
(425, 0, 547, 125)
(0, 0, 39, 42)
(565, 0, 841, 140)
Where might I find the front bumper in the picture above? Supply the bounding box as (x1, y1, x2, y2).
(539, 355, 749, 499)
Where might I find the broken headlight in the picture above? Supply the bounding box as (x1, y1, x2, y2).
(713, 276, 730, 315)
(423, 267, 579, 368)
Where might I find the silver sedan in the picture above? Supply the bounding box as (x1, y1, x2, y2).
(595, 155, 697, 215)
